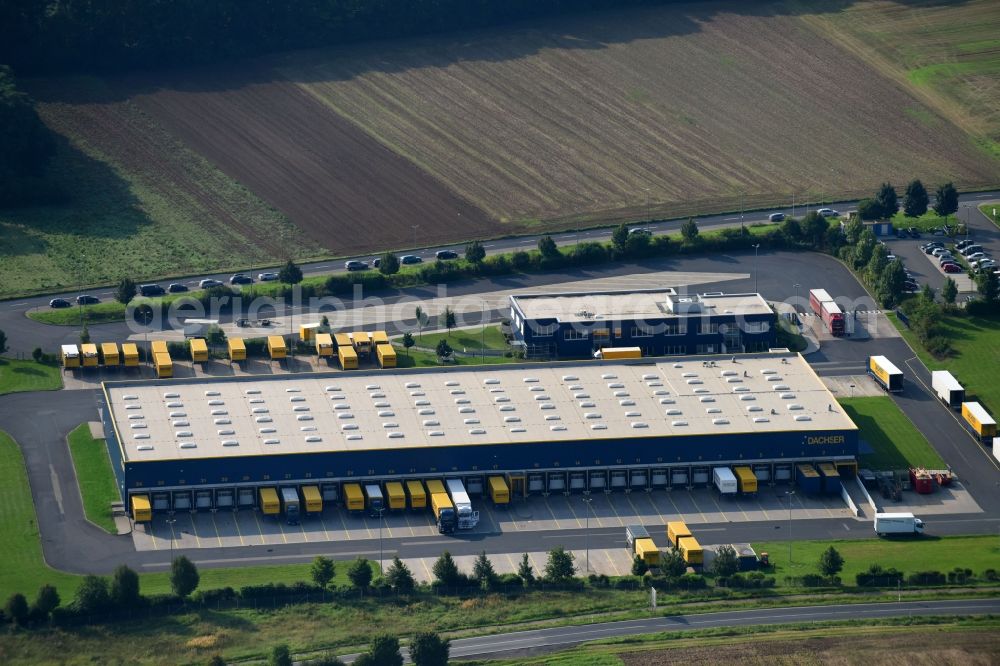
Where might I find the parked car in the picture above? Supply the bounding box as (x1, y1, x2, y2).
(960, 245, 983, 256)
(931, 248, 950, 257)
(971, 258, 995, 269)
(956, 239, 974, 250)
(76, 294, 99, 305)
(886, 254, 898, 262)
(896, 229, 908, 239)
(629, 227, 653, 236)
(938, 257, 957, 267)
(257, 272, 279, 282)
(932, 229, 946, 236)
(817, 208, 840, 217)
(942, 263, 963, 273)
(199, 279, 223, 289)
(167, 283, 189, 293)
(139, 284, 166, 297)
(345, 260, 369, 271)
(768, 213, 785, 222)
(229, 274, 253, 285)
(49, 298, 71, 308)
(922, 245, 942, 254)
(903, 283, 919, 292)
(401, 255, 423, 265)
(372, 257, 381, 268)
(908, 227, 920, 238)
(435, 250, 459, 260)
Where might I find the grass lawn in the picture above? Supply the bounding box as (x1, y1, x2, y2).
(887, 210, 960, 233)
(979, 203, 1000, 230)
(753, 535, 999, 581)
(393, 347, 518, 368)
(0, 357, 63, 395)
(411, 325, 509, 352)
(838, 397, 945, 470)
(775, 316, 807, 353)
(66, 424, 119, 534)
(29, 301, 128, 326)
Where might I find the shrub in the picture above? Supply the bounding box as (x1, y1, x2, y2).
(587, 574, 611, 589)
(800, 574, 827, 587)
(856, 564, 904, 587)
(171, 556, 199, 598)
(613, 575, 642, 590)
(677, 573, 706, 589)
(511, 251, 533, 270)
(983, 569, 998, 582)
(908, 571, 946, 586)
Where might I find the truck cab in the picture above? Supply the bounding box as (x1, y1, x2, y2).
(364, 484, 385, 517)
(280, 487, 301, 525)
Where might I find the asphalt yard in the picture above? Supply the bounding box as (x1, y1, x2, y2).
(132, 485, 858, 552)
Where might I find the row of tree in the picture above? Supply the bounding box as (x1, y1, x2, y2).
(856, 180, 958, 221)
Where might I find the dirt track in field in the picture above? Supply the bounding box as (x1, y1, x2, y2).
(127, 66, 494, 255)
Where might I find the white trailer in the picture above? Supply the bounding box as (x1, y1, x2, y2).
(993, 437, 1000, 464)
(712, 467, 738, 496)
(931, 371, 965, 410)
(874, 512, 924, 536)
(446, 479, 479, 529)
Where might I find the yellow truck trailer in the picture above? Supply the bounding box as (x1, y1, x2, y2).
(154, 353, 173, 378)
(299, 323, 321, 342)
(121, 343, 139, 367)
(61, 344, 81, 369)
(267, 335, 287, 360)
(343, 483, 365, 514)
(385, 481, 406, 510)
(406, 480, 427, 509)
(666, 521, 691, 547)
(227, 337, 246, 362)
(151, 340, 169, 357)
(371, 331, 390, 346)
(130, 494, 152, 522)
(80, 343, 99, 367)
(868, 355, 903, 393)
(962, 401, 997, 442)
(425, 479, 446, 496)
(338, 344, 358, 370)
(259, 487, 280, 515)
(488, 476, 510, 505)
(733, 466, 758, 494)
(597, 347, 642, 360)
(301, 485, 323, 514)
(635, 538, 661, 566)
(334, 333, 353, 348)
(100, 342, 120, 367)
(189, 337, 209, 363)
(350, 331, 372, 357)
(315, 333, 334, 357)
(677, 536, 703, 565)
(376, 343, 396, 368)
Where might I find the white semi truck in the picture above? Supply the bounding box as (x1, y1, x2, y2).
(874, 512, 924, 536)
(932, 371, 965, 410)
(712, 467, 737, 497)
(446, 479, 480, 529)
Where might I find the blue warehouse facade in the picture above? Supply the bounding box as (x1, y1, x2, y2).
(509, 288, 777, 359)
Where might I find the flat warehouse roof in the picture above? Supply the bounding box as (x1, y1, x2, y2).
(104, 352, 855, 463)
(510, 288, 772, 322)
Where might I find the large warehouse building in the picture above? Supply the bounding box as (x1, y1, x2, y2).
(508, 288, 776, 358)
(101, 351, 857, 517)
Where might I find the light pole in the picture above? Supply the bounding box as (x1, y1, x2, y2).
(793, 283, 800, 314)
(785, 491, 795, 566)
(582, 496, 593, 572)
(377, 507, 386, 576)
(850, 383, 855, 399)
(752, 244, 761, 294)
(166, 515, 177, 565)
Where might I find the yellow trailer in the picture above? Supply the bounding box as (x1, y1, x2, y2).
(130, 494, 152, 522)
(121, 343, 139, 367)
(598, 347, 642, 360)
(385, 481, 406, 510)
(228, 337, 246, 361)
(406, 480, 427, 509)
(151, 340, 169, 356)
(635, 538, 661, 566)
(259, 487, 280, 515)
(425, 479, 446, 496)
(488, 476, 510, 505)
(154, 353, 173, 378)
(371, 331, 390, 346)
(100, 342, 120, 367)
(333, 333, 353, 348)
(61, 344, 81, 369)
(189, 337, 209, 363)
(666, 521, 691, 547)
(376, 343, 396, 368)
(338, 344, 358, 370)
(343, 483, 365, 514)
(301, 485, 323, 514)
(677, 536, 703, 565)
(962, 401, 997, 442)
(315, 333, 334, 357)
(733, 466, 758, 494)
(80, 343, 99, 367)
(299, 323, 321, 342)
(267, 335, 287, 360)
(350, 331, 372, 357)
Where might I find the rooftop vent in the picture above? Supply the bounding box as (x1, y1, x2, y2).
(601, 373, 618, 380)
(794, 415, 812, 422)
(341, 424, 358, 431)
(550, 425, 567, 432)
(459, 406, 475, 414)
(666, 409, 682, 415)
(377, 410, 394, 418)
(263, 439, 280, 445)
(179, 442, 197, 449)
(591, 423, 608, 430)
(169, 411, 185, 418)
(672, 420, 688, 427)
(134, 434, 150, 440)
(631, 422, 649, 429)
(305, 436, 322, 443)
(296, 414, 313, 421)
(255, 416, 272, 423)
(136, 443, 153, 450)
(712, 418, 730, 425)
(404, 382, 420, 389)
(523, 377, 540, 383)
(218, 429, 235, 436)
(484, 378, 500, 385)
(245, 389, 261, 395)
(326, 386, 342, 392)
(364, 384, 380, 391)
(423, 419, 440, 427)
(499, 405, 516, 412)
(428, 430, 445, 436)
(468, 428, 486, 435)
(345, 434, 363, 441)
(337, 413, 353, 420)
(333, 403, 350, 410)
(562, 375, 579, 381)
(699, 396, 715, 403)
(450, 389, 465, 395)
(753, 417, 769, 423)
(415, 400, 431, 407)
(259, 427, 276, 434)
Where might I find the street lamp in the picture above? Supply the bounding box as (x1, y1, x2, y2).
(166, 515, 177, 565)
(377, 507, 386, 575)
(850, 383, 855, 399)
(793, 283, 800, 313)
(752, 244, 761, 294)
(785, 491, 795, 565)
(582, 496, 594, 572)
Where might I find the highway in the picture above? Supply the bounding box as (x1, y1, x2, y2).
(335, 598, 1000, 662)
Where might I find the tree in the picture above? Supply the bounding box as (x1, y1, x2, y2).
(379, 252, 400, 276)
(680, 218, 699, 243)
(435, 339, 453, 360)
(856, 198, 882, 221)
(115, 277, 137, 305)
(432, 551, 461, 587)
(208, 655, 227, 666)
(312, 654, 346, 666)
(110, 564, 141, 608)
(74, 575, 110, 614)
(170, 556, 199, 598)
(903, 179, 929, 218)
(33, 584, 60, 617)
(844, 216, 864, 244)
(625, 230, 651, 256)
(825, 225, 845, 253)
(384, 556, 415, 593)
(402, 332, 415, 356)
(80, 323, 90, 344)
(0, 66, 55, 206)
(440, 307, 456, 335)
(933, 182, 959, 220)
(877, 259, 907, 308)
(269, 644, 293, 666)
(866, 244, 889, 283)
(611, 224, 630, 254)
(661, 547, 687, 578)
(517, 553, 535, 587)
(942, 277, 958, 305)
(781, 217, 801, 241)
(278, 259, 303, 285)
(5, 593, 29, 625)
(356, 634, 403, 666)
(873, 182, 899, 219)
(854, 229, 877, 268)
(631, 555, 648, 576)
(976, 268, 999, 302)
(538, 235, 561, 260)
(801, 211, 830, 248)
(818, 546, 845, 577)
(465, 240, 486, 264)
(712, 545, 739, 578)
(0, 328, 7, 355)
(544, 546, 576, 583)
(414, 306, 428, 338)
(409, 631, 450, 666)
(347, 557, 373, 591)
(920, 283, 936, 303)
(311, 555, 335, 589)
(472, 551, 497, 591)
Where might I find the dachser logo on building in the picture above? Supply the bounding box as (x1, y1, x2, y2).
(805, 435, 845, 445)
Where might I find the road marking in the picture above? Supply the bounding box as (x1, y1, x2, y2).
(210, 511, 223, 547)
(666, 492, 684, 521)
(167, 519, 177, 553)
(420, 557, 433, 582)
(49, 465, 64, 515)
(336, 505, 352, 540)
(252, 509, 266, 545)
(562, 495, 584, 529)
(689, 489, 709, 524)
(231, 511, 246, 546)
(723, 217, 739, 220)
